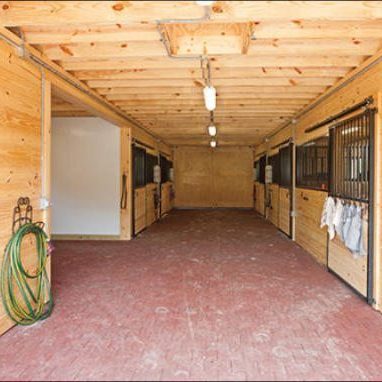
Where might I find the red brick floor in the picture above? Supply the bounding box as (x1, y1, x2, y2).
(1, 209, 382, 381)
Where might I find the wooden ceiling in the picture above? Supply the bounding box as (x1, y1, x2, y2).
(3, 1, 382, 146)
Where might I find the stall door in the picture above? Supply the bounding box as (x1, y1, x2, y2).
(278, 144, 293, 236)
(327, 109, 375, 301)
(133, 145, 146, 235)
(145, 153, 159, 227)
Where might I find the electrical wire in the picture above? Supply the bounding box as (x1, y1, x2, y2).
(1, 223, 53, 326)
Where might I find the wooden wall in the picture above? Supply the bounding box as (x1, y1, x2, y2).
(253, 60, 382, 311)
(254, 182, 265, 216)
(279, 187, 291, 236)
(0, 39, 51, 335)
(174, 146, 253, 208)
(295, 188, 328, 265)
(267, 184, 280, 227)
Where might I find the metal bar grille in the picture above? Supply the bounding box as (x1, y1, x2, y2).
(330, 110, 374, 202)
(296, 136, 329, 191)
(268, 154, 280, 184)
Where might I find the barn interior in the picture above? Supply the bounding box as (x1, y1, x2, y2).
(1, 1, 382, 381)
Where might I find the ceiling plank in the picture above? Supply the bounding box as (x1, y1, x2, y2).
(73, 67, 350, 80)
(0, 1, 205, 26)
(2, 1, 382, 27)
(85, 77, 337, 88)
(21, 20, 382, 44)
(209, 1, 382, 22)
(97, 86, 327, 96)
(39, 39, 379, 60)
(58, 55, 364, 71)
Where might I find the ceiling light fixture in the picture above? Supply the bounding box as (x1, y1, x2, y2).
(210, 140, 217, 148)
(201, 57, 216, 111)
(208, 124, 217, 137)
(196, 1, 215, 6)
(207, 111, 217, 137)
(203, 85, 216, 111)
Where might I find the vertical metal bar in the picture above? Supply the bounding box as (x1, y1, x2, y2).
(328, 128, 334, 195)
(289, 142, 294, 238)
(367, 109, 375, 304)
(351, 118, 355, 199)
(364, 113, 368, 200)
(132, 144, 136, 237)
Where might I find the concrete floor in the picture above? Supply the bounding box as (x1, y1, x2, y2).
(1, 209, 382, 381)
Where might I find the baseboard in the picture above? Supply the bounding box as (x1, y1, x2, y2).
(51, 234, 121, 241)
(174, 206, 254, 210)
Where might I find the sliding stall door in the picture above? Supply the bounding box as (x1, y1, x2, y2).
(327, 109, 375, 301)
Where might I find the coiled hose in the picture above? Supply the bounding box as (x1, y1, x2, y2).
(1, 222, 53, 325)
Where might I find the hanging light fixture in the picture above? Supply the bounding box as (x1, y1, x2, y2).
(208, 124, 217, 137)
(201, 57, 216, 111)
(207, 111, 217, 136)
(210, 140, 217, 148)
(203, 85, 216, 111)
(196, 0, 215, 5)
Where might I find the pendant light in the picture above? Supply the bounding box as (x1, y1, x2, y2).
(203, 85, 216, 111)
(210, 140, 217, 148)
(201, 57, 216, 111)
(207, 111, 217, 137)
(208, 124, 217, 137)
(196, 1, 215, 5)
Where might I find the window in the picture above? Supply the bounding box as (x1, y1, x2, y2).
(296, 136, 329, 191)
(258, 155, 266, 184)
(279, 145, 292, 188)
(133, 146, 146, 188)
(254, 161, 259, 182)
(268, 154, 280, 184)
(160, 155, 172, 183)
(146, 154, 158, 184)
(330, 110, 373, 201)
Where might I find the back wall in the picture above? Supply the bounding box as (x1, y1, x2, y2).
(174, 147, 253, 208)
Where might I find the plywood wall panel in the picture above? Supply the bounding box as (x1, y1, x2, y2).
(295, 188, 328, 265)
(134, 187, 146, 234)
(0, 40, 47, 335)
(255, 182, 265, 215)
(161, 182, 173, 215)
(279, 187, 291, 236)
(174, 147, 253, 208)
(267, 184, 280, 227)
(328, 236, 368, 297)
(212, 148, 253, 208)
(174, 148, 214, 208)
(146, 183, 158, 226)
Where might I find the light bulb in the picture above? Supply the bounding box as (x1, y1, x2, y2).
(208, 125, 217, 137)
(196, 1, 215, 5)
(203, 86, 216, 111)
(210, 140, 217, 148)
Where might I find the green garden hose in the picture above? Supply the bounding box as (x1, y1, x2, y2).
(1, 222, 53, 325)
